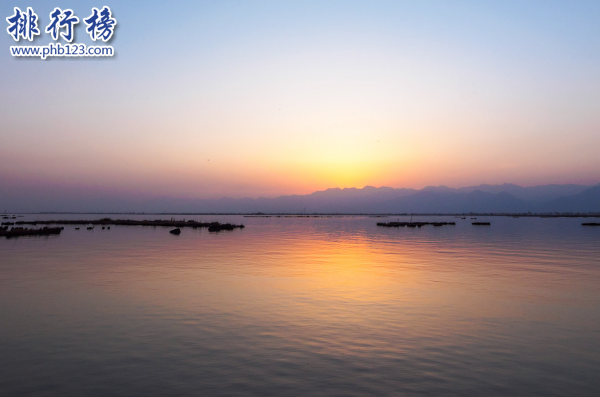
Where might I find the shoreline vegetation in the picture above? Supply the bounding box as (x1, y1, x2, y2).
(1, 217, 246, 239)
(12, 218, 245, 232)
(1, 216, 598, 239)
(0, 226, 63, 238)
(377, 221, 456, 228)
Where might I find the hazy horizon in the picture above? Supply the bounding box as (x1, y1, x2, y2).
(2, 181, 599, 213)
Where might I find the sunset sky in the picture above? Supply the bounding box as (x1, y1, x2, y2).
(2, 0, 600, 202)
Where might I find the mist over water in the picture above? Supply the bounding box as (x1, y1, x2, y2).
(1, 215, 599, 396)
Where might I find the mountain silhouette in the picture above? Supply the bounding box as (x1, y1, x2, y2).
(2, 183, 599, 213)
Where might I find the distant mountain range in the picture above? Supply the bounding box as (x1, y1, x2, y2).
(5, 183, 598, 214)
(162, 183, 599, 214)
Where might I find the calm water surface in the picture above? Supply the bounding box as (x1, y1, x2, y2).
(1, 215, 599, 396)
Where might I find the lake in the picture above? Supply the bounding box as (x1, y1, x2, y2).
(1, 214, 599, 396)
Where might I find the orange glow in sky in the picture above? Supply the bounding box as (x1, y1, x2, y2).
(1, 1, 600, 202)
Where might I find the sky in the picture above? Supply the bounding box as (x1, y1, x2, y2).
(1, 0, 600, 205)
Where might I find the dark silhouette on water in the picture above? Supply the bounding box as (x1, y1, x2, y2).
(582, 223, 600, 226)
(377, 221, 455, 227)
(0, 226, 62, 238)
(208, 223, 246, 232)
(16, 218, 245, 231)
(170, 228, 181, 235)
(472, 222, 491, 225)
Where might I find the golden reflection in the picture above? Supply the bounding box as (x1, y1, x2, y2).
(49, 223, 598, 332)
